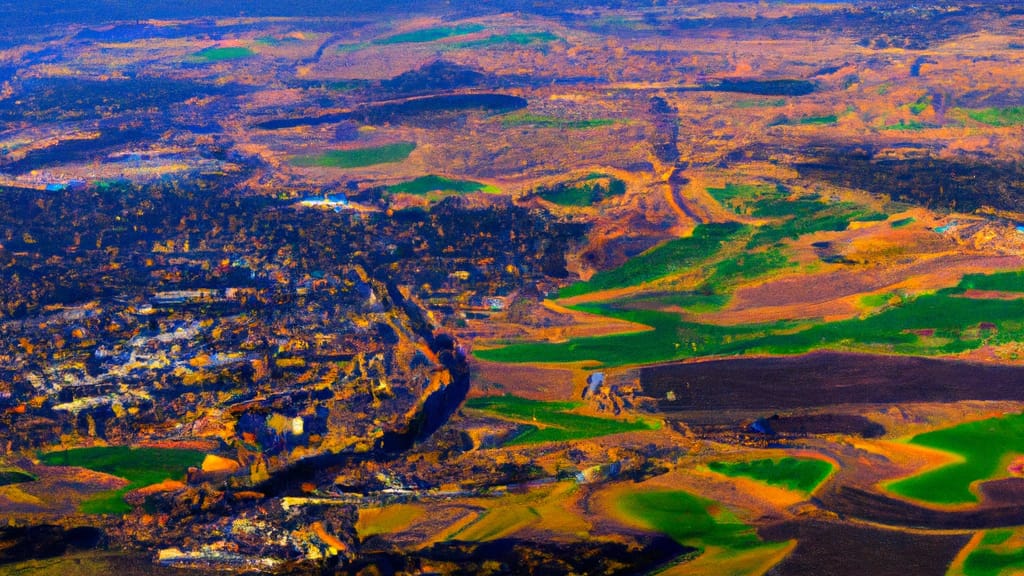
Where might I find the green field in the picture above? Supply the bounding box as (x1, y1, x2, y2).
(464, 395, 657, 445)
(890, 216, 915, 228)
(958, 529, 1024, 576)
(708, 457, 833, 493)
(39, 446, 205, 514)
(535, 177, 626, 207)
(538, 186, 596, 207)
(964, 106, 1024, 127)
(478, 273, 1024, 367)
(551, 183, 875, 301)
(749, 200, 881, 248)
(954, 271, 1024, 293)
(191, 46, 254, 62)
(618, 291, 732, 313)
(336, 42, 370, 53)
(883, 120, 928, 131)
(501, 112, 617, 130)
(741, 286, 1024, 355)
(886, 412, 1024, 505)
(734, 98, 787, 108)
(852, 212, 890, 222)
(706, 182, 785, 212)
(701, 248, 793, 295)
(746, 203, 866, 248)
(708, 183, 886, 248)
(255, 35, 302, 46)
(387, 175, 498, 195)
(476, 306, 778, 366)
(449, 31, 560, 49)
(909, 96, 931, 115)
(375, 24, 485, 45)
(479, 181, 1024, 367)
(797, 114, 838, 125)
(860, 291, 900, 309)
(769, 114, 838, 126)
(618, 490, 762, 547)
(324, 80, 370, 92)
(291, 142, 416, 168)
(557, 222, 747, 298)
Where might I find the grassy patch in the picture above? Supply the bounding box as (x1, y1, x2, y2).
(707, 182, 787, 214)
(324, 80, 370, 92)
(620, 291, 731, 313)
(616, 489, 781, 566)
(79, 490, 133, 515)
(375, 24, 485, 45)
(797, 114, 838, 125)
(479, 272, 1024, 367)
(38, 446, 204, 514)
(701, 248, 793, 294)
(886, 412, 1024, 505)
(909, 95, 931, 115)
(538, 186, 596, 206)
(191, 46, 254, 62)
(860, 292, 897, 308)
(449, 31, 560, 49)
(0, 465, 37, 486)
(387, 175, 498, 195)
(255, 36, 303, 46)
(708, 457, 833, 493)
(475, 306, 787, 367)
(965, 107, 1024, 127)
(883, 120, 928, 131)
(958, 529, 1024, 576)
(464, 395, 657, 445)
(734, 98, 787, 108)
(483, 179, 1024, 368)
(709, 184, 875, 248)
(891, 216, 915, 228)
(734, 191, 879, 249)
(534, 177, 626, 207)
(955, 271, 1024, 293)
(769, 114, 838, 126)
(738, 287, 1024, 356)
(557, 222, 747, 298)
(501, 112, 617, 130)
(291, 142, 416, 168)
(336, 42, 369, 53)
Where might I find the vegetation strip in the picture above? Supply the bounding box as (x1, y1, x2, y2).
(708, 457, 833, 493)
(374, 24, 485, 45)
(387, 175, 498, 195)
(38, 446, 205, 514)
(886, 412, 1024, 505)
(464, 395, 657, 445)
(192, 46, 255, 61)
(615, 489, 790, 571)
(291, 142, 416, 168)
